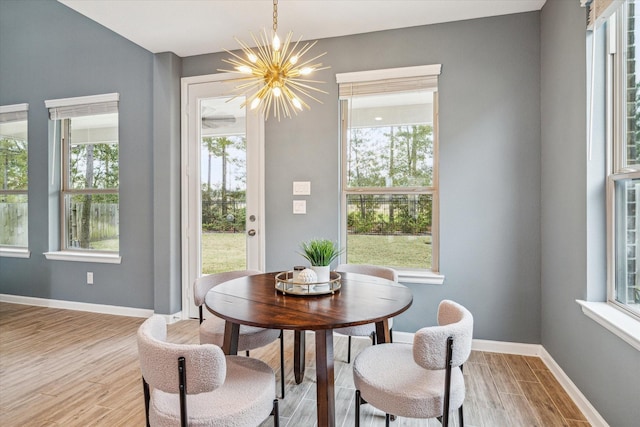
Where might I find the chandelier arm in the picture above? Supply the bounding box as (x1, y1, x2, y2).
(293, 53, 328, 70)
(286, 80, 329, 94)
(291, 40, 319, 59)
(282, 35, 303, 64)
(285, 85, 326, 105)
(280, 97, 293, 118)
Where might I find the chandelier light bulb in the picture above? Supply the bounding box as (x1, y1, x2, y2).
(300, 67, 313, 75)
(250, 97, 261, 110)
(272, 33, 281, 51)
(272, 86, 282, 97)
(292, 98, 302, 110)
(289, 55, 298, 65)
(237, 65, 252, 74)
(248, 53, 258, 63)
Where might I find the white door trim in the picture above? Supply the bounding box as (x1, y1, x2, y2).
(180, 73, 265, 319)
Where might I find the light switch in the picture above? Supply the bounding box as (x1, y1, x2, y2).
(293, 200, 307, 214)
(293, 181, 311, 195)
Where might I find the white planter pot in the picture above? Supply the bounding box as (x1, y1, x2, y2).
(311, 265, 330, 283)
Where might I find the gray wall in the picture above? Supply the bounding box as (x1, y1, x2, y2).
(540, 1, 640, 426)
(0, 0, 156, 310)
(184, 12, 542, 343)
(153, 52, 183, 314)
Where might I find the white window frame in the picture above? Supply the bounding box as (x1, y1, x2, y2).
(44, 93, 121, 264)
(606, 4, 640, 320)
(578, 1, 640, 353)
(0, 103, 30, 258)
(336, 65, 444, 284)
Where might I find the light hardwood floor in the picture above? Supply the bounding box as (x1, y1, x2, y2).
(0, 302, 590, 426)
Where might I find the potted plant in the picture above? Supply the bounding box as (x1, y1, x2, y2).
(299, 239, 342, 282)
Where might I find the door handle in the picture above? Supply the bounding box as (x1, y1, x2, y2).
(247, 229, 256, 237)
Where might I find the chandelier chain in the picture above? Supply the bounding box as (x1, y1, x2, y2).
(273, 0, 278, 33)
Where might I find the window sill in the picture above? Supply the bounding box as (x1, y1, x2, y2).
(0, 247, 31, 258)
(397, 269, 445, 285)
(44, 251, 122, 264)
(576, 300, 640, 352)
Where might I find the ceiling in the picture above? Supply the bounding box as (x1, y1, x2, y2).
(58, 0, 547, 57)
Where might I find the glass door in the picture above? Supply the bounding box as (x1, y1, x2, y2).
(182, 75, 265, 318)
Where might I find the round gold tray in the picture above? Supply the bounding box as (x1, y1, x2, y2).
(275, 271, 341, 296)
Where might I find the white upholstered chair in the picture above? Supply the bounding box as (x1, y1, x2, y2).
(352, 300, 473, 427)
(137, 315, 279, 427)
(194, 270, 286, 398)
(333, 264, 399, 362)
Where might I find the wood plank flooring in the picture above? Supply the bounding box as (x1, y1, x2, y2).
(0, 302, 590, 426)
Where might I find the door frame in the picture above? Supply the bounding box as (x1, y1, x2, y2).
(180, 73, 265, 319)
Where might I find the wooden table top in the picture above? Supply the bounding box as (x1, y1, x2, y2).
(204, 271, 413, 330)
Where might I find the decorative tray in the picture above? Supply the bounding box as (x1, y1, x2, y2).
(275, 271, 342, 296)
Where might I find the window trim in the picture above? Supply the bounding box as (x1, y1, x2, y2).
(605, 5, 640, 320)
(336, 65, 442, 278)
(0, 102, 29, 252)
(43, 250, 121, 264)
(44, 93, 120, 259)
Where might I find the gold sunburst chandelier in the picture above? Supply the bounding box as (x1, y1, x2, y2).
(219, 0, 329, 120)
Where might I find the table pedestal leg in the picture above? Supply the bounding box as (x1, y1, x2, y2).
(375, 318, 391, 344)
(222, 321, 240, 355)
(294, 330, 305, 384)
(315, 329, 335, 427)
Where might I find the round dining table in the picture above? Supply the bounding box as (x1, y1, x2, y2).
(204, 270, 413, 427)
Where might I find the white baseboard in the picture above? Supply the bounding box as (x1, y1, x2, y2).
(538, 346, 609, 427)
(383, 332, 608, 427)
(1, 295, 608, 427)
(0, 293, 155, 319)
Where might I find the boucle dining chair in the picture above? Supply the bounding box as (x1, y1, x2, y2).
(194, 270, 286, 398)
(137, 315, 279, 427)
(352, 300, 473, 427)
(333, 264, 399, 363)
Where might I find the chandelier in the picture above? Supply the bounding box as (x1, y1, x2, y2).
(219, 0, 329, 120)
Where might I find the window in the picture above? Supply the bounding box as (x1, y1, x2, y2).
(337, 65, 441, 280)
(608, 1, 640, 318)
(45, 94, 119, 255)
(0, 103, 28, 253)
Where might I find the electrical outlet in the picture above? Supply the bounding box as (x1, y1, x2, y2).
(87, 272, 94, 284)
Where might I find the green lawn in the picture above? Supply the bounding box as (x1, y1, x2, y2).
(87, 233, 432, 273)
(201, 232, 431, 274)
(201, 232, 247, 274)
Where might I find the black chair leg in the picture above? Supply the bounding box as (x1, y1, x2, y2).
(178, 357, 188, 427)
(355, 389, 361, 427)
(371, 331, 376, 345)
(458, 404, 464, 427)
(272, 398, 279, 427)
(279, 330, 285, 398)
(142, 377, 150, 427)
(347, 335, 352, 363)
(385, 413, 391, 427)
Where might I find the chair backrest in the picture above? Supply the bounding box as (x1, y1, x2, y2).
(412, 300, 473, 370)
(137, 315, 227, 394)
(193, 269, 262, 307)
(335, 263, 398, 282)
